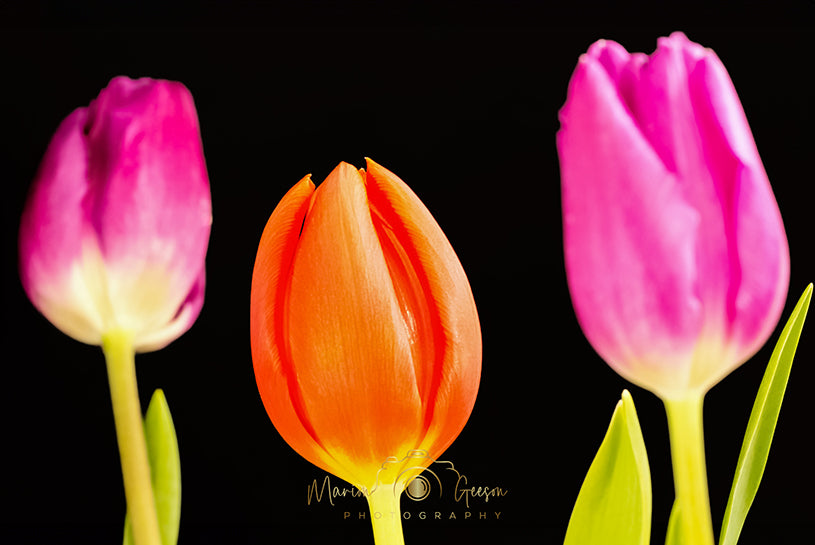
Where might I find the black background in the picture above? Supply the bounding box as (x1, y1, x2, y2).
(2, 2, 814, 544)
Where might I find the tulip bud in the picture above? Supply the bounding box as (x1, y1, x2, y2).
(19, 76, 212, 352)
(558, 32, 789, 399)
(250, 159, 481, 492)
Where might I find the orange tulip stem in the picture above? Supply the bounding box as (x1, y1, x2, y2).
(102, 329, 162, 545)
(366, 484, 406, 545)
(664, 393, 715, 545)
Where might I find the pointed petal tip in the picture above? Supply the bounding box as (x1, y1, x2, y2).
(574, 52, 593, 69)
(585, 39, 608, 58)
(297, 173, 316, 190)
(663, 31, 691, 46)
(325, 161, 366, 184)
(364, 157, 387, 176)
(364, 158, 408, 187)
(586, 38, 614, 57)
(338, 160, 361, 171)
(657, 31, 709, 60)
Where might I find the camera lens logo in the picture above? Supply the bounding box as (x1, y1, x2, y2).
(378, 450, 454, 502)
(405, 475, 432, 501)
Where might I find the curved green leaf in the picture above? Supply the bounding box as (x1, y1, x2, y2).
(719, 284, 812, 545)
(564, 390, 651, 545)
(124, 389, 182, 545)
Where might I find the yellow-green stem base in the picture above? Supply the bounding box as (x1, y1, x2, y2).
(103, 329, 161, 545)
(366, 484, 405, 545)
(664, 394, 715, 545)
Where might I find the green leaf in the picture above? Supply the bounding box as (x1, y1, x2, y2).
(123, 389, 182, 545)
(564, 390, 651, 545)
(719, 284, 812, 545)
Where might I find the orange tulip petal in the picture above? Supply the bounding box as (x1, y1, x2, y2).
(364, 158, 482, 457)
(286, 162, 425, 484)
(250, 176, 339, 473)
(253, 160, 482, 490)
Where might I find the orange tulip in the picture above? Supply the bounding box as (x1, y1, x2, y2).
(250, 159, 481, 501)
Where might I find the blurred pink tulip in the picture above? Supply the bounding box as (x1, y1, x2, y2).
(558, 32, 789, 399)
(19, 76, 212, 352)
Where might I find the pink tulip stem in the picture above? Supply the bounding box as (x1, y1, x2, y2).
(102, 329, 162, 545)
(366, 484, 406, 545)
(664, 394, 715, 545)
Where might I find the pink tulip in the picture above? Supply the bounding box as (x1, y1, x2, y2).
(558, 32, 789, 399)
(19, 76, 212, 352)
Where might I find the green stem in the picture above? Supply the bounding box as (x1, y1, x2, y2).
(102, 329, 161, 545)
(664, 394, 715, 545)
(366, 484, 406, 545)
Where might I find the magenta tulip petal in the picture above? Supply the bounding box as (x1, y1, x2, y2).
(560, 53, 704, 393)
(19, 76, 212, 351)
(686, 52, 789, 361)
(137, 266, 206, 352)
(20, 107, 103, 343)
(559, 33, 789, 398)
